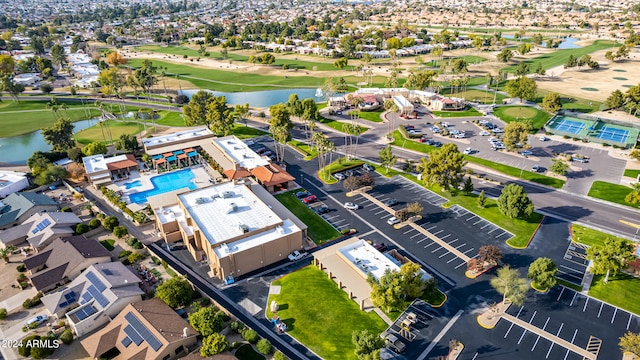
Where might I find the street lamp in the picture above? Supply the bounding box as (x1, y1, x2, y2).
(301, 174, 304, 187)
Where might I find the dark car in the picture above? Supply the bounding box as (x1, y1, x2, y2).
(295, 191, 310, 199)
(254, 147, 267, 154)
(384, 198, 399, 207)
(303, 195, 318, 204)
(363, 164, 375, 172)
(404, 125, 415, 130)
(373, 243, 388, 252)
(316, 205, 330, 214)
(433, 141, 442, 147)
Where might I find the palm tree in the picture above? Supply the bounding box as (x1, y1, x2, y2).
(485, 72, 493, 104)
(313, 132, 327, 178)
(325, 140, 335, 179)
(46, 96, 59, 120)
(0, 248, 9, 263)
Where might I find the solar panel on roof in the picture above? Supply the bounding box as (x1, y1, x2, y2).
(64, 292, 76, 301)
(121, 337, 132, 348)
(86, 271, 107, 292)
(102, 269, 113, 276)
(86, 285, 110, 308)
(74, 305, 96, 321)
(124, 312, 163, 351)
(124, 324, 144, 345)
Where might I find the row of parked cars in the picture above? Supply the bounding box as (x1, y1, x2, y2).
(245, 141, 277, 161)
(333, 164, 375, 181)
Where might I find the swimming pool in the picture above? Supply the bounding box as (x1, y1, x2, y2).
(124, 180, 142, 189)
(129, 169, 197, 204)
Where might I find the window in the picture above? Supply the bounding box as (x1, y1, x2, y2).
(162, 355, 170, 360)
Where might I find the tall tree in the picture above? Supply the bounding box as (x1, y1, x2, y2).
(506, 76, 537, 102)
(417, 143, 467, 190)
(368, 269, 405, 312)
(503, 121, 532, 150)
(49, 44, 67, 69)
(134, 59, 157, 97)
(542, 92, 562, 113)
(82, 141, 108, 156)
(586, 238, 636, 283)
(106, 51, 128, 67)
(206, 96, 233, 135)
(605, 90, 624, 110)
(115, 134, 139, 152)
(268, 103, 292, 129)
(497, 183, 534, 219)
(155, 277, 193, 308)
(527, 257, 558, 289)
(42, 117, 75, 151)
(490, 265, 529, 306)
(183, 90, 213, 127)
(378, 145, 397, 174)
(233, 103, 250, 127)
(405, 70, 436, 90)
(286, 94, 303, 118)
(619, 332, 640, 356)
(352, 330, 384, 360)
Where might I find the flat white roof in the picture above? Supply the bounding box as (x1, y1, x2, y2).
(213, 136, 269, 170)
(178, 182, 285, 246)
(155, 204, 184, 224)
(213, 218, 300, 258)
(393, 95, 413, 108)
(82, 154, 129, 175)
(141, 127, 213, 148)
(0, 171, 27, 186)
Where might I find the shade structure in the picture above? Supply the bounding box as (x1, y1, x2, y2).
(187, 151, 198, 157)
(154, 158, 166, 164)
(166, 155, 177, 162)
(162, 153, 173, 157)
(173, 150, 184, 155)
(177, 153, 187, 159)
(152, 155, 163, 160)
(183, 148, 194, 153)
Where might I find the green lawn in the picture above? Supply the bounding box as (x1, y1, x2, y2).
(587, 181, 636, 208)
(493, 106, 551, 130)
(589, 273, 640, 315)
(624, 169, 640, 178)
(556, 279, 582, 292)
(274, 191, 340, 244)
(376, 169, 544, 248)
(266, 266, 387, 360)
(318, 114, 369, 134)
(100, 239, 115, 251)
(430, 108, 482, 118)
(571, 224, 630, 248)
(127, 59, 326, 92)
(234, 344, 265, 360)
(502, 40, 619, 73)
(0, 101, 103, 137)
(352, 110, 384, 123)
(229, 126, 268, 139)
(156, 111, 185, 126)
(441, 89, 508, 104)
(318, 159, 365, 183)
(390, 130, 565, 189)
(534, 89, 602, 113)
(76, 121, 144, 145)
(287, 140, 318, 160)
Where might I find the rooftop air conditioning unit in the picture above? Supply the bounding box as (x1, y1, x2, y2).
(226, 203, 237, 214)
(222, 191, 233, 198)
(239, 224, 249, 233)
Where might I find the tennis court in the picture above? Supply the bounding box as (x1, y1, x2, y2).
(596, 125, 629, 143)
(552, 119, 586, 134)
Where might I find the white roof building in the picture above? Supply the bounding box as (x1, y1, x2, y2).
(211, 136, 269, 170)
(0, 171, 29, 198)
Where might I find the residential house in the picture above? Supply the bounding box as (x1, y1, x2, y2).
(82, 154, 139, 187)
(23, 235, 111, 293)
(0, 192, 58, 231)
(80, 298, 198, 360)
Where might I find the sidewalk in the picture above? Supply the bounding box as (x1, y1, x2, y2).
(0, 287, 36, 312)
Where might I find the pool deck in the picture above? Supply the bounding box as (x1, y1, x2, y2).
(116, 165, 212, 206)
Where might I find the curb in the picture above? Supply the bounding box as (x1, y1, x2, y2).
(506, 215, 546, 249)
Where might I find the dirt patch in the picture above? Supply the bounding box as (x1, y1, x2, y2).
(0, 257, 25, 302)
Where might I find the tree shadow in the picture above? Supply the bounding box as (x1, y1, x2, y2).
(567, 168, 593, 179)
(535, 205, 593, 220)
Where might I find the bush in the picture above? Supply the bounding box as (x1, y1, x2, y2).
(60, 329, 74, 344)
(18, 335, 39, 357)
(23, 292, 43, 309)
(257, 338, 272, 354)
(0, 308, 7, 319)
(103, 216, 119, 231)
(112, 225, 128, 238)
(16, 264, 26, 272)
(175, 94, 189, 104)
(88, 219, 101, 229)
(128, 252, 146, 264)
(340, 228, 351, 235)
(75, 223, 89, 234)
(60, 207, 71, 212)
(274, 351, 288, 360)
(133, 242, 144, 250)
(230, 321, 245, 334)
(118, 250, 132, 258)
(151, 256, 161, 265)
(242, 329, 259, 344)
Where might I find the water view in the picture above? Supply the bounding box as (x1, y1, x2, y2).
(0, 119, 98, 164)
(179, 88, 325, 107)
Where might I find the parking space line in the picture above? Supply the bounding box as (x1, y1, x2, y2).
(454, 243, 466, 249)
(424, 242, 437, 248)
(431, 246, 443, 253)
(557, 287, 565, 301)
(447, 257, 458, 263)
(481, 223, 491, 229)
(374, 209, 387, 215)
(504, 322, 515, 338)
(488, 227, 499, 234)
(324, 215, 339, 221)
(432, 229, 444, 236)
(416, 238, 427, 244)
(597, 302, 604, 318)
(569, 293, 578, 306)
(466, 215, 476, 221)
(410, 233, 422, 239)
(627, 314, 633, 330)
(454, 261, 467, 269)
(448, 238, 459, 245)
(612, 308, 617, 324)
(583, 297, 589, 312)
(517, 311, 537, 344)
(332, 219, 345, 224)
(403, 229, 415, 234)
(462, 248, 474, 255)
(438, 252, 449, 258)
(380, 214, 392, 219)
(473, 219, 483, 225)
(440, 234, 451, 240)
(495, 232, 507, 238)
(427, 225, 437, 231)
(532, 317, 551, 351)
(363, 203, 376, 207)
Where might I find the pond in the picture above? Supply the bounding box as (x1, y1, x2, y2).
(543, 37, 582, 49)
(0, 119, 98, 164)
(179, 88, 326, 108)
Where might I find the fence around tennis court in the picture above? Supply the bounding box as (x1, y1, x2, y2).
(544, 112, 638, 149)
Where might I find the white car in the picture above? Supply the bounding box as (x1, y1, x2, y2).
(479, 131, 490, 136)
(288, 250, 309, 261)
(441, 122, 451, 127)
(26, 315, 48, 328)
(387, 217, 400, 225)
(539, 136, 549, 141)
(463, 147, 474, 155)
(334, 173, 346, 181)
(453, 133, 466, 139)
(344, 202, 359, 210)
(488, 137, 499, 143)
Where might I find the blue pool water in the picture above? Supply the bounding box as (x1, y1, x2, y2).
(124, 180, 142, 189)
(129, 169, 197, 204)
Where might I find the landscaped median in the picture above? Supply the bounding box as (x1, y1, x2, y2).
(377, 169, 544, 248)
(265, 266, 388, 360)
(287, 139, 318, 160)
(390, 129, 566, 189)
(587, 180, 638, 209)
(274, 190, 340, 244)
(317, 159, 365, 184)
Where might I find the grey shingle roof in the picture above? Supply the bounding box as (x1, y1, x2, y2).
(0, 193, 57, 227)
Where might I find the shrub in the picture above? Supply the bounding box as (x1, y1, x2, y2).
(128, 252, 146, 264)
(60, 329, 74, 344)
(16, 264, 26, 272)
(340, 228, 350, 235)
(183, 54, 188, 59)
(257, 338, 272, 354)
(216, 309, 230, 321)
(103, 216, 119, 231)
(18, 335, 40, 356)
(230, 321, 245, 334)
(151, 256, 161, 265)
(274, 351, 288, 360)
(133, 242, 144, 250)
(0, 308, 7, 319)
(118, 250, 132, 258)
(112, 225, 128, 238)
(88, 219, 101, 229)
(242, 329, 259, 344)
(75, 223, 89, 234)
(60, 207, 71, 212)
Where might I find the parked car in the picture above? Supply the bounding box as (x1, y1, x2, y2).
(363, 164, 375, 172)
(316, 205, 330, 214)
(302, 195, 318, 204)
(382, 333, 406, 354)
(441, 122, 451, 127)
(453, 132, 466, 139)
(387, 217, 400, 225)
(492, 128, 504, 134)
(463, 147, 474, 155)
(334, 173, 346, 181)
(295, 191, 310, 199)
(408, 129, 422, 135)
(479, 130, 491, 136)
(384, 198, 399, 207)
(26, 315, 48, 328)
(288, 250, 309, 261)
(262, 150, 273, 157)
(373, 243, 388, 252)
(432, 141, 442, 147)
(343, 202, 359, 210)
(254, 147, 267, 154)
(572, 155, 589, 163)
(520, 150, 533, 156)
(404, 125, 415, 130)
(479, 120, 489, 125)
(432, 126, 442, 133)
(539, 136, 549, 141)
(532, 164, 542, 172)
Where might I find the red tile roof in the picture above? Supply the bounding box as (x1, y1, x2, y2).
(224, 167, 252, 180)
(250, 164, 295, 187)
(107, 154, 138, 171)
